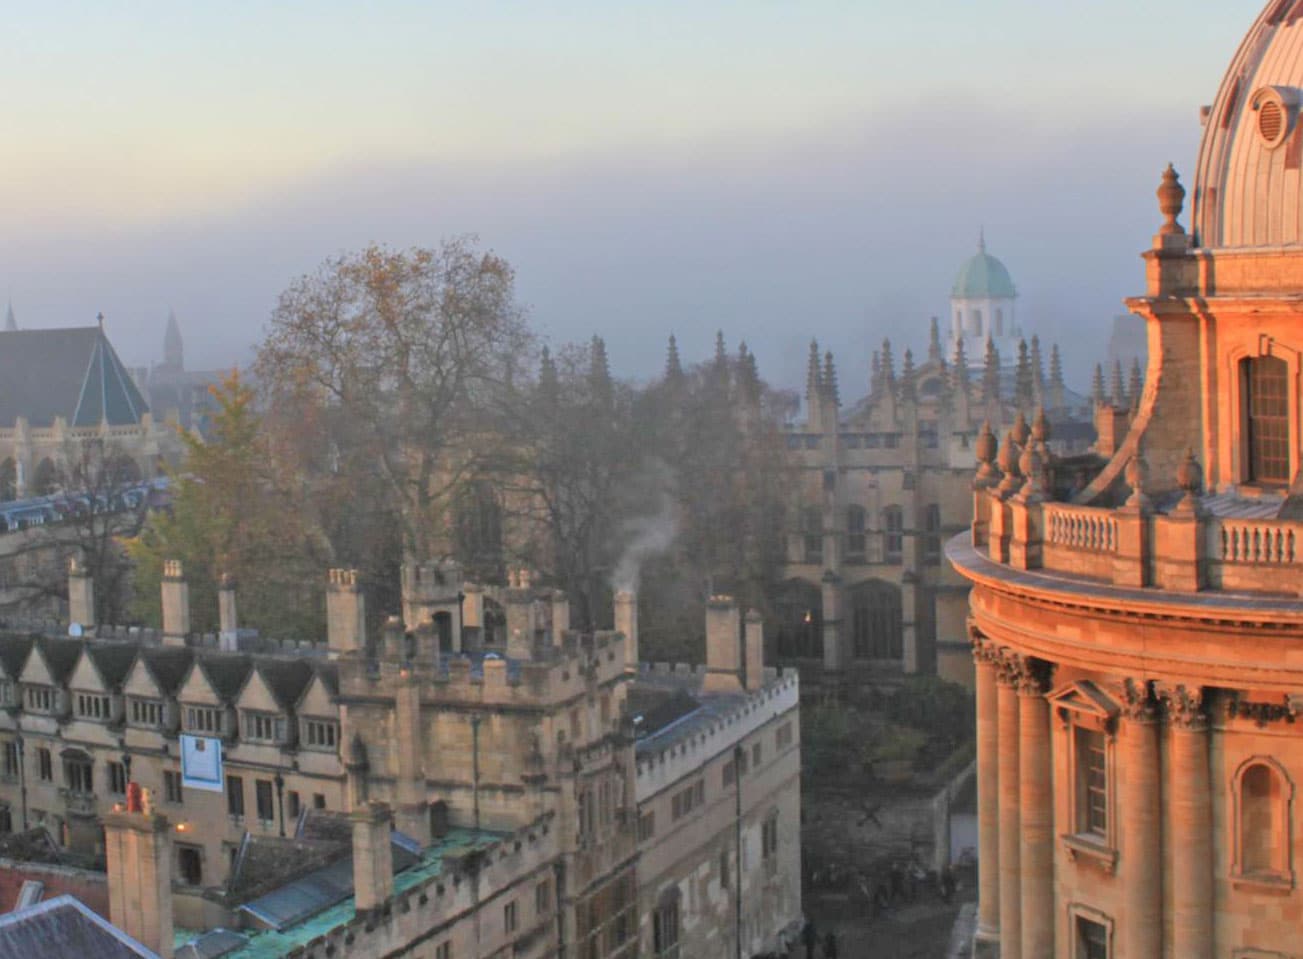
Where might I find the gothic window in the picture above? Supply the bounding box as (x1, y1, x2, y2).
(453, 481, 504, 582)
(882, 506, 904, 563)
(802, 507, 823, 565)
(1242, 356, 1290, 484)
(846, 505, 866, 562)
(774, 579, 821, 659)
(1232, 757, 1293, 885)
(849, 580, 902, 660)
(923, 504, 942, 564)
(63, 753, 93, 794)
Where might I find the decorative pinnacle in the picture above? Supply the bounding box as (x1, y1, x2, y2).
(1157, 163, 1186, 236)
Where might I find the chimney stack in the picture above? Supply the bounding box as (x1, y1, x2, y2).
(505, 569, 537, 659)
(350, 800, 394, 916)
(217, 573, 238, 651)
(67, 556, 94, 632)
(161, 560, 189, 645)
(703, 595, 742, 693)
(551, 590, 570, 644)
(103, 783, 174, 958)
(744, 609, 765, 691)
(614, 590, 638, 671)
(326, 569, 366, 658)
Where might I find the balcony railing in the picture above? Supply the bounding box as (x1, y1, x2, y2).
(1219, 519, 1301, 565)
(1045, 504, 1119, 554)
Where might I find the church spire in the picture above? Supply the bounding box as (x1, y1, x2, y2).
(928, 316, 942, 363)
(665, 334, 683, 385)
(805, 339, 823, 407)
(163, 309, 184, 370)
(3, 301, 15, 332)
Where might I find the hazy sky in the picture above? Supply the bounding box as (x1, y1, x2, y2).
(0, 2, 1262, 393)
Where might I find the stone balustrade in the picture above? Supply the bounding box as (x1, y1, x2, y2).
(975, 487, 1303, 596)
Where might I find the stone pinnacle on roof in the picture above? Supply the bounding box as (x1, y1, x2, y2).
(822, 351, 839, 407)
(665, 334, 683, 384)
(805, 339, 822, 404)
(899, 348, 917, 402)
(928, 316, 942, 362)
(982, 337, 1001, 404)
(1157, 163, 1186, 237)
(3, 301, 15, 332)
(880, 338, 896, 392)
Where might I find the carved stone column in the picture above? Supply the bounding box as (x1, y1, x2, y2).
(971, 632, 1000, 952)
(1018, 659, 1053, 959)
(1161, 683, 1212, 959)
(996, 652, 1022, 959)
(1118, 680, 1161, 959)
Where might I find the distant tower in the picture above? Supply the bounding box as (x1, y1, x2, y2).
(949, 231, 1018, 360)
(163, 309, 184, 371)
(3, 301, 15, 332)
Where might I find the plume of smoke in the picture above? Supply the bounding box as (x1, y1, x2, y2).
(612, 489, 677, 593)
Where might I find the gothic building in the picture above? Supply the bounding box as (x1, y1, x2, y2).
(777, 244, 1097, 689)
(951, 5, 1303, 956)
(0, 561, 801, 959)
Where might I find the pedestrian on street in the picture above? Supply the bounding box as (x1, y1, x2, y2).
(802, 919, 818, 959)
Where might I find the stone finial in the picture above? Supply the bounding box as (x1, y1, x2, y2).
(1175, 447, 1204, 513)
(1157, 163, 1186, 236)
(1016, 441, 1044, 502)
(997, 429, 1023, 496)
(1010, 410, 1031, 447)
(974, 420, 999, 486)
(1125, 448, 1150, 508)
(1031, 406, 1051, 446)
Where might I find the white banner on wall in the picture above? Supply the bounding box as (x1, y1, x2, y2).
(180, 735, 224, 792)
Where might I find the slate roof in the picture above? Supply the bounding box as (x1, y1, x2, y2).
(0, 327, 149, 428)
(0, 893, 159, 959)
(34, 638, 83, 685)
(82, 643, 138, 690)
(195, 654, 253, 702)
(245, 658, 314, 712)
(0, 636, 34, 681)
(139, 646, 195, 695)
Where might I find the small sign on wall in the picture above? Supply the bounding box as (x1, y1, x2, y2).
(180, 735, 223, 792)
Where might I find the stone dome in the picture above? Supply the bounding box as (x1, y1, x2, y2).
(950, 237, 1017, 299)
(1193, 1, 1303, 249)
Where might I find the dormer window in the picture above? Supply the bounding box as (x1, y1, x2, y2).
(301, 718, 338, 751)
(0, 681, 15, 707)
(1242, 355, 1290, 485)
(75, 693, 111, 721)
(243, 711, 285, 744)
(184, 705, 223, 735)
(25, 685, 57, 714)
(129, 697, 164, 728)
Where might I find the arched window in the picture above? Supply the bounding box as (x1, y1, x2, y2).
(973, 310, 983, 339)
(1241, 356, 1290, 484)
(773, 579, 822, 660)
(802, 507, 823, 565)
(848, 579, 902, 660)
(453, 481, 504, 582)
(846, 505, 866, 562)
(882, 506, 904, 563)
(1232, 757, 1292, 884)
(995, 308, 1004, 337)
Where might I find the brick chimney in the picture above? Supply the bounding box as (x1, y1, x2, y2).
(614, 590, 638, 671)
(67, 556, 94, 631)
(744, 609, 765, 692)
(161, 560, 189, 645)
(326, 568, 366, 657)
(103, 783, 173, 958)
(351, 800, 394, 916)
(703, 595, 742, 693)
(217, 573, 238, 652)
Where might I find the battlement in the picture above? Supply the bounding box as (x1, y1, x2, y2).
(633, 666, 799, 801)
(227, 814, 559, 959)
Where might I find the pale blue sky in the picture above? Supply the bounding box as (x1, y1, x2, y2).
(0, 2, 1263, 390)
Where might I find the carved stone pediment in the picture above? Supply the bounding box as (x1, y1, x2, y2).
(1048, 679, 1120, 733)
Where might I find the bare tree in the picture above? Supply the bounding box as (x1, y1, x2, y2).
(256, 241, 531, 563)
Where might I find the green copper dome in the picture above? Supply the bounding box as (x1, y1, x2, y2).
(950, 237, 1017, 299)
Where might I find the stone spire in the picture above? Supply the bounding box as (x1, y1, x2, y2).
(1091, 363, 1106, 406)
(1128, 357, 1143, 409)
(870, 349, 881, 394)
(1030, 335, 1045, 403)
(982, 337, 1001, 404)
(3, 301, 15, 332)
(805, 340, 823, 406)
(737, 341, 761, 402)
(881, 338, 897, 395)
(1014, 339, 1034, 408)
(713, 330, 728, 371)
(664, 334, 683, 385)
(1110, 359, 1126, 407)
(952, 335, 970, 391)
(928, 316, 943, 363)
(589, 335, 612, 407)
(900, 348, 917, 402)
(163, 309, 183, 370)
(822, 351, 840, 408)
(1049, 344, 1066, 411)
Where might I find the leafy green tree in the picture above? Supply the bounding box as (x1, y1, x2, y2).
(128, 372, 328, 637)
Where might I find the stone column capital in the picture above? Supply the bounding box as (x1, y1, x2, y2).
(996, 650, 1052, 696)
(1112, 677, 1159, 723)
(970, 627, 1000, 666)
(1156, 681, 1207, 730)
